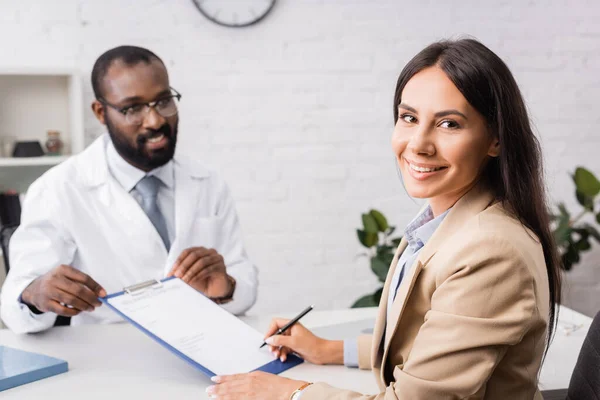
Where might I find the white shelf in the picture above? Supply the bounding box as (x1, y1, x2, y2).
(0, 67, 78, 76)
(0, 68, 84, 193)
(0, 156, 69, 167)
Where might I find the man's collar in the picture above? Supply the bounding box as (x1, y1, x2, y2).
(106, 140, 174, 191)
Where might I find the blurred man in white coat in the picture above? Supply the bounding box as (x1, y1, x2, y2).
(1, 46, 258, 334)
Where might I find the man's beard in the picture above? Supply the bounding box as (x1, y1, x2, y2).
(106, 116, 178, 171)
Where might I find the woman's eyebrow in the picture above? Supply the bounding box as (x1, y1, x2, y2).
(399, 103, 468, 120)
(434, 109, 468, 120)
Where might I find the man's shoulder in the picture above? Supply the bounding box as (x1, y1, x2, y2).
(28, 135, 107, 194)
(28, 155, 78, 190)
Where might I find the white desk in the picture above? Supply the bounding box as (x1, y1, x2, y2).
(0, 306, 592, 398)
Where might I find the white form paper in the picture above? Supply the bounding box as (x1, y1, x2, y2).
(106, 278, 275, 375)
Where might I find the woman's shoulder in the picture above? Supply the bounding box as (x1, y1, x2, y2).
(473, 202, 541, 249)
(436, 201, 548, 288)
(431, 201, 550, 319)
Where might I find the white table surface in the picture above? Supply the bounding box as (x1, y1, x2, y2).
(0, 306, 592, 398)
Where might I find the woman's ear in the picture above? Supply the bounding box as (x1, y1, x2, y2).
(488, 138, 500, 157)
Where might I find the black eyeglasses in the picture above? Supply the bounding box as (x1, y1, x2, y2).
(99, 87, 182, 126)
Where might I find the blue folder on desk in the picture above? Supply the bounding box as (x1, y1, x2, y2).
(101, 277, 303, 377)
(0, 346, 68, 392)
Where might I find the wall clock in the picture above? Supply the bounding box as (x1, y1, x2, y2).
(191, 0, 277, 28)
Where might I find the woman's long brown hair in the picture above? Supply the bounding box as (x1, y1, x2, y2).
(393, 38, 561, 352)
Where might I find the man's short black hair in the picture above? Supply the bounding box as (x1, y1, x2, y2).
(91, 45, 165, 99)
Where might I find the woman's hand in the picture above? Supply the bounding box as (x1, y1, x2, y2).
(264, 318, 344, 365)
(206, 371, 308, 400)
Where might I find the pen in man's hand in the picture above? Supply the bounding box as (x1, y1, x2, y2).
(260, 305, 314, 348)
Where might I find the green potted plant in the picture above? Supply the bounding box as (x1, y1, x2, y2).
(352, 209, 402, 307)
(552, 167, 600, 270)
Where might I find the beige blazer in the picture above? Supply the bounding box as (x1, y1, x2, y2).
(303, 184, 550, 400)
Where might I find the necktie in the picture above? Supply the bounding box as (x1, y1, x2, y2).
(134, 175, 170, 250)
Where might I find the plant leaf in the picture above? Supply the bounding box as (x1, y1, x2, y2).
(561, 256, 573, 271)
(575, 190, 594, 212)
(351, 288, 382, 308)
(387, 226, 396, 236)
(581, 223, 600, 243)
(557, 203, 570, 218)
(564, 242, 579, 264)
(362, 213, 379, 234)
(376, 245, 394, 258)
(562, 242, 580, 267)
(372, 287, 384, 305)
(574, 167, 600, 197)
(553, 219, 572, 246)
(597, 212, 600, 225)
(357, 229, 378, 248)
(391, 237, 403, 247)
(371, 256, 391, 282)
(369, 209, 389, 232)
(366, 232, 378, 247)
(575, 238, 591, 251)
(357, 229, 368, 247)
(572, 228, 590, 240)
(351, 294, 376, 308)
(382, 252, 395, 266)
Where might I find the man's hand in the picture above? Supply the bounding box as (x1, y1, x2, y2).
(168, 247, 233, 298)
(20, 265, 107, 317)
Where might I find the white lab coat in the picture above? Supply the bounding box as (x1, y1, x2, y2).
(0, 134, 258, 334)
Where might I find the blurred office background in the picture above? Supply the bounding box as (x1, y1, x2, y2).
(0, 0, 598, 319)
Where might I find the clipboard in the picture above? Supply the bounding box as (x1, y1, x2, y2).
(100, 276, 303, 377)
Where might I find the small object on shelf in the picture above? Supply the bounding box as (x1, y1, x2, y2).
(12, 141, 45, 158)
(45, 130, 64, 156)
(0, 136, 15, 157)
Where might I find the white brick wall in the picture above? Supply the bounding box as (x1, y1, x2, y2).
(0, 0, 599, 317)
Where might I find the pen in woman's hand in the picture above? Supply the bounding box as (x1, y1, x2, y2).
(260, 305, 314, 348)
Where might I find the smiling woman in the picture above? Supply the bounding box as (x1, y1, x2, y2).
(208, 38, 561, 400)
(392, 66, 500, 216)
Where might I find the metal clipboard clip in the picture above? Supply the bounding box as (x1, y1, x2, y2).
(123, 279, 163, 296)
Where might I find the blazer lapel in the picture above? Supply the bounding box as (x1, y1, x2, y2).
(379, 182, 496, 382)
(370, 237, 408, 369)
